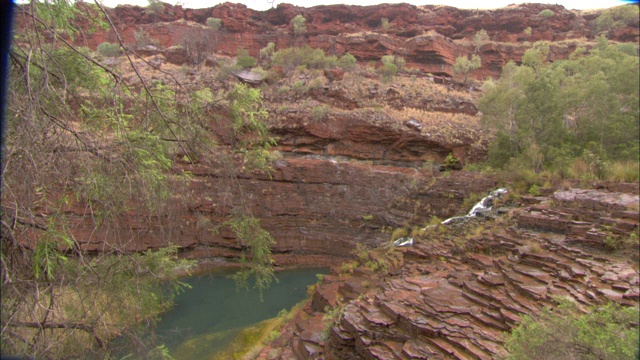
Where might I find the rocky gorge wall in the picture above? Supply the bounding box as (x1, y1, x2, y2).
(261, 186, 639, 359)
(25, 2, 639, 80)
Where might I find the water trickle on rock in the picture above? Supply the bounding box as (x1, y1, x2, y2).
(442, 188, 508, 225)
(393, 188, 508, 247)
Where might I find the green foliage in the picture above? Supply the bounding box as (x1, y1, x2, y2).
(322, 304, 345, 339)
(259, 42, 276, 61)
(236, 48, 257, 69)
(379, 62, 398, 79)
(539, 9, 555, 18)
(453, 54, 481, 83)
(479, 39, 639, 177)
(272, 46, 337, 72)
(206, 17, 222, 30)
(2, 0, 270, 357)
(472, 29, 490, 53)
(594, 5, 639, 33)
(337, 53, 357, 71)
(528, 184, 541, 196)
(227, 214, 277, 297)
(292, 14, 307, 36)
(352, 243, 370, 264)
(146, 0, 164, 14)
(380, 17, 390, 32)
(311, 105, 330, 121)
(391, 227, 409, 241)
(97, 41, 121, 58)
(506, 299, 639, 360)
(228, 83, 277, 173)
(523, 26, 532, 37)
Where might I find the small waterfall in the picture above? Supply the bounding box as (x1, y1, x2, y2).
(393, 188, 508, 247)
(441, 188, 508, 225)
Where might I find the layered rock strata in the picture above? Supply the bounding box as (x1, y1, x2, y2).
(16, 3, 638, 80)
(263, 186, 639, 359)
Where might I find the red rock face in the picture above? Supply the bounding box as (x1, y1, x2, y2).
(263, 186, 640, 359)
(53, 157, 497, 258)
(40, 2, 638, 79)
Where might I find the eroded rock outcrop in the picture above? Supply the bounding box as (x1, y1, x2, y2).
(263, 187, 639, 359)
(18, 2, 637, 80)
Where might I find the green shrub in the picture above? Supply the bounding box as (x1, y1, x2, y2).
(379, 62, 397, 79)
(259, 42, 276, 61)
(97, 42, 121, 58)
(381, 55, 395, 65)
(539, 9, 555, 18)
(337, 53, 357, 71)
(206, 17, 222, 30)
(390, 227, 409, 241)
(292, 14, 307, 36)
(272, 46, 337, 72)
(292, 80, 308, 95)
(506, 299, 639, 360)
(236, 49, 257, 69)
(311, 105, 330, 121)
(595, 5, 639, 33)
(380, 17, 390, 32)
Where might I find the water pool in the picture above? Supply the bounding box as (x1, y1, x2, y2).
(154, 267, 327, 359)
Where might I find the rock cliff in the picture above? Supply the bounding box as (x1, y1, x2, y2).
(262, 185, 639, 359)
(38, 2, 639, 79)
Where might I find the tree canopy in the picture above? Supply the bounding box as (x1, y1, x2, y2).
(479, 38, 639, 178)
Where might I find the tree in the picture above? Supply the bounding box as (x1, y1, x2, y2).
(478, 38, 639, 173)
(472, 29, 490, 53)
(3, 1, 277, 357)
(179, 27, 217, 67)
(292, 14, 307, 37)
(453, 54, 481, 83)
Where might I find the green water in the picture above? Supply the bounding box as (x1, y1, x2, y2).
(154, 268, 327, 359)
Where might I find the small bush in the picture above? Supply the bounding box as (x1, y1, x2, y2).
(379, 62, 397, 79)
(380, 17, 390, 32)
(337, 53, 357, 71)
(259, 42, 276, 61)
(272, 46, 337, 72)
(236, 49, 257, 69)
(391, 227, 409, 241)
(291, 80, 308, 95)
(97, 42, 121, 58)
(206, 17, 222, 30)
(539, 9, 555, 18)
(311, 105, 330, 121)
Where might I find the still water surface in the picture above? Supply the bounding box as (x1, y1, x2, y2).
(155, 268, 327, 358)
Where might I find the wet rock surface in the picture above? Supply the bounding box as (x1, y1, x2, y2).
(261, 187, 639, 359)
